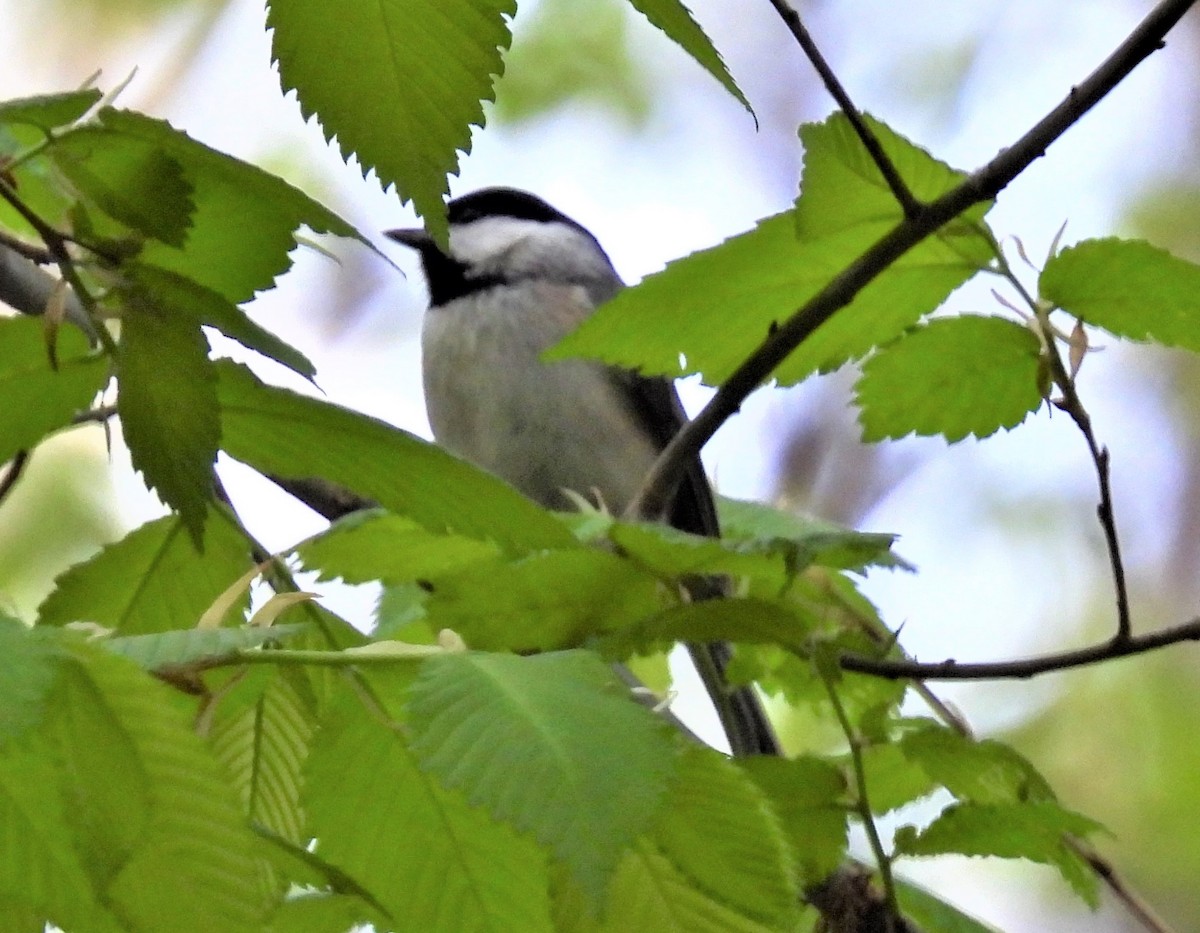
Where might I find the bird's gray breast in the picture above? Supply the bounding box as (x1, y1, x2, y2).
(421, 280, 660, 513)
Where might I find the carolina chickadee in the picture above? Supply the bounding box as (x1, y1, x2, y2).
(388, 188, 778, 757)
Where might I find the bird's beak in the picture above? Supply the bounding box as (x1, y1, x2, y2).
(385, 227, 434, 250)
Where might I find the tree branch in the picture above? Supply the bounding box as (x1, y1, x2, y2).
(0, 240, 95, 338)
(628, 0, 1199, 524)
(839, 617, 1200, 681)
(767, 0, 920, 217)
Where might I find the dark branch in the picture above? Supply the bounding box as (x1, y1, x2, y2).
(0, 450, 30, 506)
(266, 475, 375, 521)
(767, 0, 920, 217)
(628, 0, 1198, 523)
(839, 617, 1200, 681)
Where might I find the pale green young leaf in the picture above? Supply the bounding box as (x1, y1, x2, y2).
(550, 113, 993, 385)
(421, 550, 669, 651)
(1041, 237, 1200, 351)
(303, 684, 553, 932)
(855, 741, 940, 815)
(625, 0, 751, 116)
(738, 754, 849, 884)
(0, 316, 107, 465)
(92, 108, 358, 302)
(50, 644, 270, 931)
(266, 0, 515, 244)
(296, 509, 501, 585)
(126, 263, 316, 380)
(103, 624, 306, 669)
(116, 298, 218, 544)
(899, 721, 1055, 805)
(717, 496, 906, 571)
(37, 513, 252, 634)
(652, 747, 797, 926)
(895, 801, 1104, 905)
(407, 650, 677, 903)
(51, 128, 194, 246)
(607, 520, 798, 590)
(216, 360, 575, 555)
(855, 315, 1043, 442)
(0, 90, 101, 131)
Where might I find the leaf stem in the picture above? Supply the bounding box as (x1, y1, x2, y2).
(823, 675, 901, 931)
(995, 253, 1132, 642)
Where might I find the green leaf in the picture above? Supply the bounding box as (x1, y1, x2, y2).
(899, 722, 1055, 805)
(596, 598, 813, 661)
(422, 550, 669, 651)
(267, 893, 379, 933)
(0, 618, 61, 745)
(127, 263, 316, 380)
(738, 754, 849, 884)
(493, 0, 650, 125)
(266, 0, 515, 244)
(625, 0, 751, 116)
(652, 747, 796, 926)
(52, 127, 194, 246)
(607, 520, 800, 590)
(855, 740, 940, 815)
(407, 651, 677, 902)
(209, 671, 314, 879)
(550, 113, 993, 385)
(116, 294, 219, 544)
(855, 315, 1043, 442)
(216, 360, 576, 555)
(717, 496, 906, 571)
(1041, 237, 1200, 352)
(895, 801, 1104, 905)
(93, 108, 358, 302)
(304, 682, 553, 931)
(555, 841, 778, 933)
(37, 513, 252, 634)
(296, 509, 501, 585)
(0, 739, 121, 932)
(50, 643, 270, 931)
(894, 878, 1003, 933)
(104, 624, 306, 669)
(0, 90, 101, 131)
(0, 316, 107, 465)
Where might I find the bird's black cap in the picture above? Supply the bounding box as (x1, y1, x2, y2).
(385, 188, 603, 305)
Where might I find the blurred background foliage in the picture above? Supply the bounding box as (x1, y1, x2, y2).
(2, 0, 1200, 929)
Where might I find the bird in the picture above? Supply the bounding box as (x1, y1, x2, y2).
(387, 187, 778, 757)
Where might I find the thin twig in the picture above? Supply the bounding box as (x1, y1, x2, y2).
(839, 616, 1200, 681)
(627, 0, 1198, 524)
(997, 259, 1133, 642)
(1070, 839, 1178, 933)
(824, 677, 900, 931)
(0, 228, 53, 263)
(767, 0, 920, 217)
(72, 405, 117, 426)
(0, 450, 30, 505)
